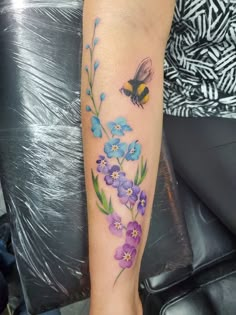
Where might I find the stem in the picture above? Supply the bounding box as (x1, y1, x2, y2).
(88, 25, 100, 116)
(89, 26, 96, 82)
(113, 269, 125, 287)
(120, 156, 126, 167)
(101, 124, 110, 139)
(135, 211, 139, 219)
(131, 207, 135, 220)
(125, 204, 131, 210)
(90, 94, 99, 116)
(117, 158, 123, 170)
(89, 48, 93, 85)
(125, 204, 135, 220)
(98, 100, 103, 114)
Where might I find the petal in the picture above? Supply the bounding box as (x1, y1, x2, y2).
(134, 151, 141, 160)
(123, 243, 135, 253)
(137, 202, 143, 211)
(107, 151, 115, 158)
(112, 212, 121, 222)
(97, 165, 102, 173)
(113, 138, 120, 145)
(125, 153, 132, 161)
(107, 122, 116, 131)
(111, 128, 124, 136)
(137, 205, 145, 215)
(127, 221, 135, 230)
(109, 225, 123, 237)
(91, 116, 100, 126)
(93, 127, 102, 138)
(104, 142, 111, 153)
(119, 142, 128, 152)
(140, 191, 146, 200)
(115, 117, 127, 125)
(114, 247, 124, 260)
(128, 142, 135, 150)
(118, 186, 126, 197)
(112, 150, 124, 158)
(132, 221, 139, 229)
(130, 194, 138, 203)
(126, 235, 135, 247)
(123, 125, 132, 132)
(102, 166, 110, 174)
(117, 150, 125, 158)
(107, 215, 114, 224)
(119, 259, 132, 269)
(111, 165, 120, 172)
(112, 180, 121, 188)
(120, 196, 129, 204)
(105, 175, 113, 185)
(133, 185, 140, 194)
(122, 180, 133, 189)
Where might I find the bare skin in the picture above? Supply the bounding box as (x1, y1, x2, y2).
(81, 1, 175, 314)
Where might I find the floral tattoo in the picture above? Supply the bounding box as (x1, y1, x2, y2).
(85, 18, 152, 285)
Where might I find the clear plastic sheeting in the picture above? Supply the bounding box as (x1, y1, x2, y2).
(0, 1, 90, 314)
(0, 183, 6, 216)
(0, 0, 192, 314)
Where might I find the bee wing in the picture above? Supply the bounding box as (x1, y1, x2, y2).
(134, 57, 154, 83)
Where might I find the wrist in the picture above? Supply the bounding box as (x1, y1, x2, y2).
(90, 291, 142, 315)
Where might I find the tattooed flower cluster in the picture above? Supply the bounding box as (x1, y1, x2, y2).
(97, 157, 147, 215)
(96, 154, 147, 269)
(85, 18, 149, 278)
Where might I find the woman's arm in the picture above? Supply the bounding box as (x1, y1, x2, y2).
(81, 1, 175, 314)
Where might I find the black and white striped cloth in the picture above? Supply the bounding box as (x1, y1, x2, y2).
(164, 0, 236, 118)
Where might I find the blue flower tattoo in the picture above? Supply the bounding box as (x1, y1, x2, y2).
(91, 116, 102, 138)
(107, 117, 132, 136)
(104, 138, 127, 158)
(126, 141, 141, 161)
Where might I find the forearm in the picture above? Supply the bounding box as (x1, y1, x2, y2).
(81, 1, 174, 314)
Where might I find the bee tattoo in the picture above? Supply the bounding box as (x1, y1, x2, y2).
(120, 57, 154, 108)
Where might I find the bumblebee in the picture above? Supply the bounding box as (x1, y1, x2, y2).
(120, 57, 154, 108)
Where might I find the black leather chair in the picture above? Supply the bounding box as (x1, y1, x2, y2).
(141, 175, 236, 315)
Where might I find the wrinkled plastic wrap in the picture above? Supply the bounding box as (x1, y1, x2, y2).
(0, 1, 192, 314)
(0, 183, 6, 216)
(0, 1, 90, 313)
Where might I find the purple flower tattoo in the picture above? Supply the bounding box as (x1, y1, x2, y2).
(118, 180, 140, 206)
(96, 155, 110, 174)
(104, 165, 126, 188)
(137, 191, 147, 215)
(107, 212, 124, 237)
(126, 221, 142, 247)
(114, 243, 137, 269)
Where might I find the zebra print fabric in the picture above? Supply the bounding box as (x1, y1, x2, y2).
(164, 0, 236, 118)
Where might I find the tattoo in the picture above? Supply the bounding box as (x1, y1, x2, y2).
(120, 58, 154, 108)
(85, 18, 151, 285)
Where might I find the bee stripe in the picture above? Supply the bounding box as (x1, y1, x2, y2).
(140, 92, 149, 105)
(123, 81, 133, 93)
(137, 83, 146, 96)
(139, 86, 149, 104)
